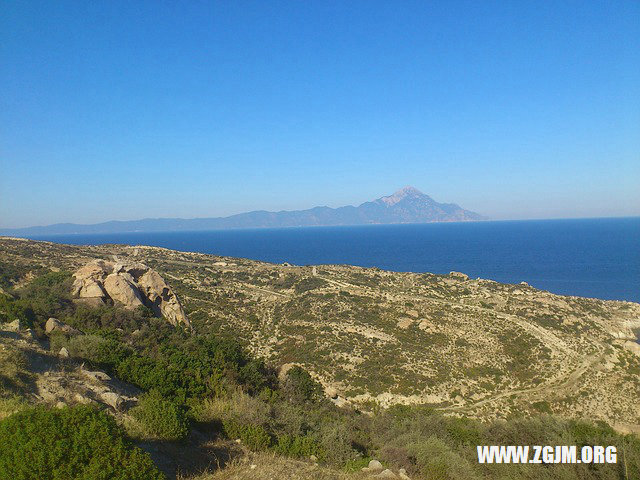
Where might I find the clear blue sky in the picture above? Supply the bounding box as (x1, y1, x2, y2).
(2, 0, 639, 228)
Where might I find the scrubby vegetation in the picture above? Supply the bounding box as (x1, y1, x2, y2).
(0, 405, 163, 480)
(1, 264, 639, 479)
(130, 390, 190, 441)
(0, 270, 73, 331)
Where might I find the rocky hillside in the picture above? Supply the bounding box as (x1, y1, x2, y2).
(1, 237, 639, 434)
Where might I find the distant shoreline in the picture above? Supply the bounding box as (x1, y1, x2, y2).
(3, 215, 639, 238)
(6, 217, 638, 303)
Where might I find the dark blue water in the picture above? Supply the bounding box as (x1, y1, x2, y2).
(30, 218, 640, 302)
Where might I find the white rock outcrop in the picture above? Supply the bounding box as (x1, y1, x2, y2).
(70, 260, 110, 305)
(3, 319, 22, 332)
(46, 317, 82, 336)
(362, 460, 383, 473)
(376, 470, 398, 479)
(103, 273, 145, 308)
(136, 269, 187, 326)
(71, 259, 189, 327)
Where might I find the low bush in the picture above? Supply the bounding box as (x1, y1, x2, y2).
(216, 390, 272, 425)
(409, 436, 479, 480)
(130, 390, 189, 441)
(274, 433, 321, 458)
(222, 418, 273, 450)
(282, 366, 324, 404)
(0, 405, 163, 480)
(0, 262, 41, 290)
(0, 343, 32, 394)
(318, 423, 359, 466)
(294, 277, 328, 293)
(15, 271, 74, 329)
(0, 294, 34, 327)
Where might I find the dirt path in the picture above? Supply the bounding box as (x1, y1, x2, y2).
(440, 351, 606, 413)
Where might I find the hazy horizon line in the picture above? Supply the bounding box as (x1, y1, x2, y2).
(2, 214, 639, 234)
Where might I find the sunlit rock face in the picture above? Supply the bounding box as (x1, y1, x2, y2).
(71, 259, 189, 327)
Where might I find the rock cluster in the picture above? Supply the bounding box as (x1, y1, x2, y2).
(71, 259, 189, 327)
(2, 324, 138, 413)
(362, 460, 412, 479)
(449, 271, 469, 281)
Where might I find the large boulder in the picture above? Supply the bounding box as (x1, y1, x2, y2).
(3, 319, 22, 332)
(136, 269, 188, 326)
(102, 273, 145, 309)
(99, 391, 124, 411)
(362, 460, 384, 473)
(71, 260, 111, 305)
(398, 469, 411, 480)
(45, 318, 82, 336)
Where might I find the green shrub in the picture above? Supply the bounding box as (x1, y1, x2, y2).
(66, 334, 111, 360)
(0, 295, 39, 329)
(0, 405, 163, 480)
(343, 456, 372, 472)
(0, 262, 41, 290)
(531, 400, 553, 414)
(222, 418, 273, 450)
(188, 396, 230, 423)
(274, 433, 321, 458)
(409, 436, 479, 480)
(444, 417, 482, 447)
(318, 423, 357, 466)
(0, 343, 32, 394)
(130, 390, 189, 441)
(15, 271, 74, 328)
(66, 304, 152, 334)
(486, 415, 565, 447)
(48, 332, 68, 353)
(294, 277, 328, 293)
(75, 333, 129, 366)
(282, 366, 323, 403)
(112, 332, 274, 401)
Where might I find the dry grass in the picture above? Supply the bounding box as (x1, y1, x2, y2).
(180, 452, 370, 480)
(0, 396, 26, 420)
(190, 389, 270, 425)
(0, 338, 32, 394)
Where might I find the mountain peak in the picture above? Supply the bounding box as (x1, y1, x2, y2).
(380, 186, 427, 206)
(0, 186, 485, 235)
(395, 186, 424, 196)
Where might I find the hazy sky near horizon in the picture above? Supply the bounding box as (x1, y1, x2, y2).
(1, 1, 639, 228)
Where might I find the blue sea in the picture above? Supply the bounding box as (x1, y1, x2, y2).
(29, 218, 640, 302)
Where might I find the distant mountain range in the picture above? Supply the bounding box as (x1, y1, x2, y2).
(1, 187, 486, 236)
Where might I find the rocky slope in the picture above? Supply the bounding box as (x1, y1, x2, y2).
(0, 321, 140, 415)
(1, 237, 639, 433)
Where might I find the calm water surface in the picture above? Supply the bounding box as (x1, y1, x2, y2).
(30, 218, 640, 302)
